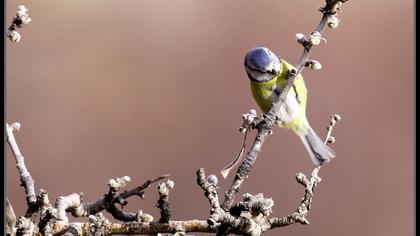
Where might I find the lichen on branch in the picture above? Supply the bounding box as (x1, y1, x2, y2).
(6, 1, 348, 235)
(221, 0, 348, 211)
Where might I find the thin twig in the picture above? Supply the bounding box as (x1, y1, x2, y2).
(7, 5, 31, 43)
(268, 114, 341, 229)
(117, 175, 169, 204)
(6, 1, 348, 235)
(55, 176, 162, 222)
(157, 180, 174, 223)
(268, 167, 320, 228)
(221, 0, 348, 210)
(324, 114, 342, 145)
(197, 168, 221, 210)
(6, 123, 38, 218)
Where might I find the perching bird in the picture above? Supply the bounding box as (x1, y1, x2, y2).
(244, 46, 335, 166)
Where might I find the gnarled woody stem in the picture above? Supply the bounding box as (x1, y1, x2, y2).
(53, 220, 214, 235)
(6, 1, 347, 235)
(221, 0, 347, 210)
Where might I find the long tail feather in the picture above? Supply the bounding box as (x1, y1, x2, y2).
(299, 125, 335, 166)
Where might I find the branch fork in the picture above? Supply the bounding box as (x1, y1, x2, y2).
(6, 0, 348, 235)
(221, 0, 347, 213)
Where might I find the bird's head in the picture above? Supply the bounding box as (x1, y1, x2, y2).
(244, 47, 282, 82)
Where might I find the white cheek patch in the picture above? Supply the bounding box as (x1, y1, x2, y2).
(274, 60, 281, 72)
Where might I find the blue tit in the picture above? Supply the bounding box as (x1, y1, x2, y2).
(244, 47, 335, 165)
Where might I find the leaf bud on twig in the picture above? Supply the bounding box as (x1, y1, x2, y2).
(295, 33, 307, 45)
(333, 114, 342, 121)
(7, 30, 21, 43)
(327, 15, 340, 29)
(327, 136, 336, 144)
(239, 109, 258, 133)
(309, 31, 322, 45)
(16, 5, 32, 25)
(305, 60, 322, 70)
(207, 175, 218, 186)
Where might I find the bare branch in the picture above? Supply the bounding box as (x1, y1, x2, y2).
(89, 213, 111, 236)
(56, 193, 86, 222)
(197, 168, 221, 210)
(54, 224, 83, 236)
(157, 180, 175, 223)
(269, 114, 341, 229)
(6, 123, 38, 218)
(118, 175, 169, 203)
(220, 109, 258, 179)
(221, 0, 349, 210)
(7, 5, 31, 43)
(6, 1, 348, 235)
(54, 176, 159, 222)
(37, 189, 56, 236)
(325, 114, 342, 144)
(15, 216, 35, 236)
(268, 167, 320, 229)
(51, 220, 214, 235)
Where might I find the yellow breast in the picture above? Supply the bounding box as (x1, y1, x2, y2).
(249, 60, 309, 134)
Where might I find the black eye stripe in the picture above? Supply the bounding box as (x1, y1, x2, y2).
(246, 67, 275, 83)
(246, 64, 275, 75)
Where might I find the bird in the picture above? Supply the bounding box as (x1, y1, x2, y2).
(244, 46, 335, 166)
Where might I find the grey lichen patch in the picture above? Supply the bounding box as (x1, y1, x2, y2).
(89, 213, 110, 236)
(16, 216, 35, 236)
(5, 0, 348, 235)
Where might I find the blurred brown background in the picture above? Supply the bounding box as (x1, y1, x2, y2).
(6, 1, 414, 235)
